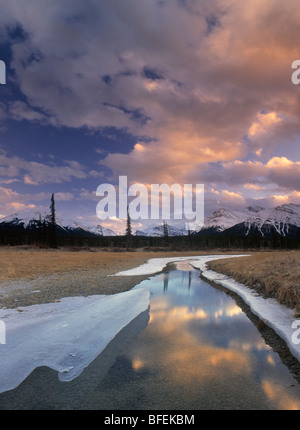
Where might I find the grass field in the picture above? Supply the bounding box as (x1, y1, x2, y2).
(0, 246, 227, 282)
(1, 246, 299, 316)
(207, 250, 300, 316)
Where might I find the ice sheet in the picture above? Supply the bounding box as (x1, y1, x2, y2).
(1, 253, 299, 395)
(114, 254, 246, 276)
(0, 288, 150, 394)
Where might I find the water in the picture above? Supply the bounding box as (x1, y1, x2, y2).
(1, 262, 300, 410)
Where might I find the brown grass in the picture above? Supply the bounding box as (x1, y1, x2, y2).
(207, 251, 300, 316)
(0, 246, 227, 282)
(3, 246, 299, 316)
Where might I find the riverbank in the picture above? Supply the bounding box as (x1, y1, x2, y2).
(0, 247, 237, 309)
(1, 247, 300, 392)
(1, 247, 300, 315)
(207, 251, 300, 317)
(112, 253, 300, 380)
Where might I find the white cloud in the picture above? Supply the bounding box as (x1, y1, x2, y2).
(0, 153, 87, 184)
(9, 101, 48, 122)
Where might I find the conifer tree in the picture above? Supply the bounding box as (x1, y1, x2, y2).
(126, 206, 132, 237)
(163, 220, 169, 238)
(126, 206, 132, 250)
(163, 220, 169, 246)
(49, 193, 57, 248)
(50, 193, 56, 225)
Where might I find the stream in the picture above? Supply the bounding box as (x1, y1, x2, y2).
(1, 261, 300, 410)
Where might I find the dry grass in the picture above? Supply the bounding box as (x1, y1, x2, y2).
(0, 246, 246, 308)
(3, 246, 299, 316)
(207, 251, 300, 316)
(0, 246, 226, 282)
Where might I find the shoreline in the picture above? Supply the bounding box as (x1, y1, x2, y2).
(1, 248, 300, 387)
(113, 253, 300, 382)
(0, 248, 240, 309)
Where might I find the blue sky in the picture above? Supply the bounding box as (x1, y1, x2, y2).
(1, 0, 300, 233)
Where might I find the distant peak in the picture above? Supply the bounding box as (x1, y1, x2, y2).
(247, 206, 264, 213)
(275, 203, 300, 211)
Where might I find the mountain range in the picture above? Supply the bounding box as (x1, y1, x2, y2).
(1, 203, 300, 239)
(0, 209, 116, 237)
(196, 204, 300, 239)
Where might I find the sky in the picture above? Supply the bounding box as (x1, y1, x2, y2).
(0, 0, 300, 233)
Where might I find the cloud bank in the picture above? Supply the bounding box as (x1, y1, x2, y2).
(0, 0, 300, 218)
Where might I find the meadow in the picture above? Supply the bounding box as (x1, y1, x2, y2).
(207, 251, 300, 316)
(1, 246, 299, 316)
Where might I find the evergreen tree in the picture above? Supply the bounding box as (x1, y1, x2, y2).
(163, 220, 169, 238)
(126, 206, 132, 250)
(49, 193, 57, 248)
(163, 220, 169, 246)
(126, 206, 132, 237)
(50, 193, 56, 225)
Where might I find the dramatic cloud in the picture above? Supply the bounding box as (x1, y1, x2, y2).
(0, 0, 300, 219)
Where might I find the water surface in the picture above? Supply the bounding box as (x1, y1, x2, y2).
(81, 263, 300, 410)
(1, 262, 300, 410)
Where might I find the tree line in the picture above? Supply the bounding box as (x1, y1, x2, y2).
(1, 195, 300, 249)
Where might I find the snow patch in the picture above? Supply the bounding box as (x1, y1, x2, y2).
(201, 267, 300, 363)
(0, 288, 150, 394)
(114, 254, 246, 276)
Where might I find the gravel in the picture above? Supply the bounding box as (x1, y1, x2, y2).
(0, 265, 151, 309)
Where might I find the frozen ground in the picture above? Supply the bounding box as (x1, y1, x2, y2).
(0, 288, 150, 394)
(0, 253, 299, 395)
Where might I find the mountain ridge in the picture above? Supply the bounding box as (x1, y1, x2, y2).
(1, 203, 300, 238)
(197, 203, 300, 239)
(0, 209, 117, 237)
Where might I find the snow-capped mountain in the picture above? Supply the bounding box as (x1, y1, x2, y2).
(202, 208, 251, 232)
(135, 223, 188, 237)
(0, 209, 50, 228)
(197, 204, 300, 238)
(59, 219, 116, 237)
(0, 209, 117, 237)
(2, 203, 300, 239)
(245, 204, 300, 235)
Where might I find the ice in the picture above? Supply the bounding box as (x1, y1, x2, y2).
(1, 253, 299, 395)
(202, 267, 300, 363)
(115, 254, 300, 363)
(0, 288, 150, 394)
(114, 254, 246, 276)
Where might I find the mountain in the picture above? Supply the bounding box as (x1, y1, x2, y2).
(201, 208, 249, 233)
(0, 209, 117, 237)
(196, 204, 300, 238)
(59, 219, 116, 237)
(2, 203, 300, 241)
(135, 223, 188, 237)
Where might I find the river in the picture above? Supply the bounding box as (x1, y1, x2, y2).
(1, 261, 300, 410)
